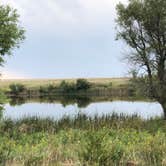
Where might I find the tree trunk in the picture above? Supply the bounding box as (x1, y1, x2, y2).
(160, 102, 166, 119)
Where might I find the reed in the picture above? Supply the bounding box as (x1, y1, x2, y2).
(0, 115, 165, 165)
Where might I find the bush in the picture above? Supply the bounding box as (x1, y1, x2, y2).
(76, 79, 91, 91)
(59, 79, 91, 94)
(59, 81, 76, 93)
(9, 84, 25, 95)
(39, 84, 56, 94)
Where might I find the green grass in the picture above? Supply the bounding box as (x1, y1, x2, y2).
(0, 115, 166, 165)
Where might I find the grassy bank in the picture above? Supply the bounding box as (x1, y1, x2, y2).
(0, 78, 129, 91)
(0, 78, 132, 99)
(0, 115, 166, 165)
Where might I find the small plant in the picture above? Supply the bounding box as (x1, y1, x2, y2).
(9, 84, 25, 95)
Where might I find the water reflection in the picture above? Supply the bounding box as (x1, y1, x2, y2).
(0, 106, 3, 120)
(9, 95, 93, 108)
(9, 97, 27, 106)
(4, 96, 164, 120)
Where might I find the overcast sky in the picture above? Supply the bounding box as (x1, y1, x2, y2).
(1, 0, 128, 79)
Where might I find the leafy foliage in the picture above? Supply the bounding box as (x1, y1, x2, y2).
(59, 80, 76, 93)
(59, 79, 91, 94)
(75, 79, 91, 91)
(9, 84, 25, 95)
(0, 5, 25, 65)
(116, 0, 166, 116)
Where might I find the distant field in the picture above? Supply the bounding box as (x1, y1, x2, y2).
(0, 77, 130, 90)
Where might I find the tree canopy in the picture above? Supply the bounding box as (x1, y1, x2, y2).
(0, 5, 25, 65)
(116, 0, 166, 117)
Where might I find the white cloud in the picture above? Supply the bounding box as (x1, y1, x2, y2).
(0, 0, 129, 78)
(0, 0, 128, 36)
(0, 69, 26, 79)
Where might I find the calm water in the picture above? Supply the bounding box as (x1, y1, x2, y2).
(3, 98, 164, 120)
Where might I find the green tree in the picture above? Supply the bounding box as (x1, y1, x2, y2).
(9, 84, 25, 95)
(116, 0, 166, 118)
(76, 79, 91, 91)
(0, 5, 25, 65)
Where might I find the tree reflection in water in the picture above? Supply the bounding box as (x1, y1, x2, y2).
(8, 95, 92, 108)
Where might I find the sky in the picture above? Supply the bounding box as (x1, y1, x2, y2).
(0, 0, 128, 79)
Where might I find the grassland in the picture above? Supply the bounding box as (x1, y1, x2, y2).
(0, 115, 166, 166)
(0, 77, 161, 166)
(0, 77, 129, 91)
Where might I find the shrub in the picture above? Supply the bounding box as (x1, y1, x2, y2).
(39, 84, 56, 94)
(59, 79, 91, 93)
(59, 81, 76, 93)
(76, 79, 91, 91)
(9, 84, 25, 95)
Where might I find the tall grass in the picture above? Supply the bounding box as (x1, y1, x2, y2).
(0, 115, 166, 165)
(0, 78, 129, 91)
(2, 114, 165, 134)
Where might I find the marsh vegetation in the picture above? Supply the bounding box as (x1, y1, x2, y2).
(0, 115, 166, 165)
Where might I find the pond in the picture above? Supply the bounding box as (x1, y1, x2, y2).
(2, 96, 164, 120)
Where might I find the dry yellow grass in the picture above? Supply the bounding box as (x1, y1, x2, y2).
(0, 77, 130, 90)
